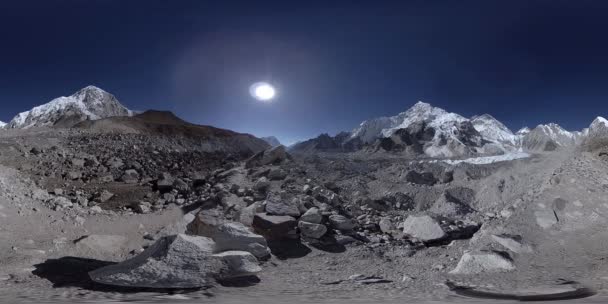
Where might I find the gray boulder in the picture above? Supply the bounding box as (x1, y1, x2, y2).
(252, 213, 297, 241)
(120, 169, 139, 184)
(450, 251, 515, 274)
(213, 251, 262, 278)
(402, 215, 446, 242)
(300, 207, 323, 224)
(328, 215, 355, 231)
(298, 221, 327, 239)
(245, 145, 290, 168)
(89, 234, 226, 288)
(265, 195, 301, 217)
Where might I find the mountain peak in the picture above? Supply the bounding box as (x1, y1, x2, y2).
(591, 116, 608, 127)
(6, 86, 131, 129)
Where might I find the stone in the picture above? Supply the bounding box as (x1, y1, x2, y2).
(239, 202, 264, 226)
(379, 217, 394, 234)
(89, 234, 226, 288)
(67, 171, 82, 180)
(212, 251, 262, 278)
(252, 213, 297, 241)
(52, 196, 73, 209)
(134, 202, 152, 214)
(450, 251, 515, 274)
(267, 168, 288, 180)
(156, 173, 174, 193)
(97, 190, 114, 203)
(71, 158, 85, 167)
(300, 207, 323, 224)
(173, 178, 189, 192)
(265, 195, 300, 217)
(253, 177, 270, 192)
(328, 215, 355, 231)
(402, 215, 446, 242)
(298, 221, 327, 239)
(405, 171, 437, 186)
(120, 169, 140, 184)
(491, 234, 533, 254)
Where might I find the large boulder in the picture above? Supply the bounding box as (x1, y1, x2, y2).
(298, 221, 327, 239)
(402, 215, 446, 242)
(328, 215, 355, 231)
(404, 171, 438, 186)
(450, 251, 515, 274)
(212, 251, 262, 279)
(245, 146, 290, 168)
(265, 194, 301, 217)
(188, 211, 270, 259)
(252, 213, 297, 241)
(89, 234, 226, 288)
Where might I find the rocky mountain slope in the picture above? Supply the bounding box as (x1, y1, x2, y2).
(74, 110, 269, 155)
(6, 86, 132, 129)
(261, 136, 281, 147)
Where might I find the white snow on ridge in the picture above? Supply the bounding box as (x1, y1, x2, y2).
(471, 114, 517, 146)
(7, 85, 131, 129)
(441, 151, 530, 165)
(0, 121, 5, 128)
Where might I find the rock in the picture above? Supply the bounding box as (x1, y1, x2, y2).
(53, 188, 64, 196)
(52, 196, 73, 209)
(76, 234, 128, 255)
(450, 251, 515, 274)
(328, 215, 355, 231)
(29, 147, 43, 155)
(298, 221, 327, 239)
(402, 215, 446, 242)
(212, 251, 262, 278)
(491, 234, 533, 254)
(253, 177, 270, 193)
(300, 207, 323, 224)
(96, 190, 114, 203)
(134, 202, 152, 214)
(252, 213, 297, 241)
(71, 158, 85, 167)
(90, 206, 103, 213)
(120, 169, 139, 184)
(405, 170, 437, 186)
(189, 219, 270, 260)
(265, 194, 300, 217)
(378, 217, 394, 234)
(238, 202, 264, 226)
(66, 171, 82, 180)
(187, 209, 224, 233)
(89, 234, 226, 288)
(245, 145, 289, 168)
(156, 173, 174, 192)
(267, 168, 288, 180)
(173, 178, 189, 192)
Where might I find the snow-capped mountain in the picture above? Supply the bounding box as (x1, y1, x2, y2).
(0, 121, 5, 128)
(349, 102, 501, 157)
(521, 123, 578, 151)
(6, 86, 132, 129)
(587, 117, 608, 139)
(471, 114, 518, 146)
(515, 127, 531, 136)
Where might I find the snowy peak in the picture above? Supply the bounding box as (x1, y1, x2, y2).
(471, 114, 517, 146)
(516, 127, 531, 136)
(521, 123, 578, 151)
(588, 116, 608, 138)
(0, 121, 5, 128)
(6, 86, 132, 129)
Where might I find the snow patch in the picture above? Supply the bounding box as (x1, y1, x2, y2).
(441, 152, 530, 165)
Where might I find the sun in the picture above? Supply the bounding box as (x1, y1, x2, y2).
(250, 82, 276, 101)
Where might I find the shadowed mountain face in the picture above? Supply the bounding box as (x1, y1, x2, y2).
(74, 110, 270, 155)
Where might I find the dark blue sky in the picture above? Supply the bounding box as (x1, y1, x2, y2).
(1, 1, 608, 144)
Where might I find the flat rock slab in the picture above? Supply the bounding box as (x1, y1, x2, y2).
(252, 213, 297, 241)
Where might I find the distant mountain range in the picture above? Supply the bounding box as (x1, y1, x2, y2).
(4, 87, 607, 158)
(290, 101, 608, 157)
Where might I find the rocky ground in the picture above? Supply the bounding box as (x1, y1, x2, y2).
(0, 127, 607, 303)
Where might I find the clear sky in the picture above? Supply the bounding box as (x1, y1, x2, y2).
(2, 1, 608, 144)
